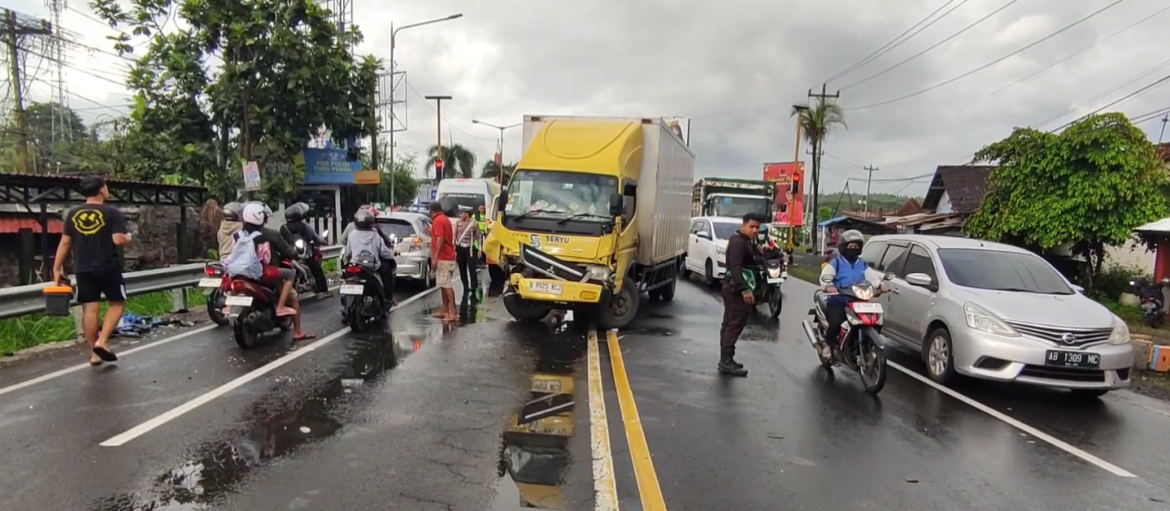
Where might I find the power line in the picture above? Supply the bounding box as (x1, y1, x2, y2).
(847, 0, 1126, 111)
(404, 82, 495, 143)
(919, 4, 1170, 126)
(1035, 55, 1170, 128)
(840, 0, 1020, 90)
(1049, 71, 1170, 132)
(819, 0, 966, 85)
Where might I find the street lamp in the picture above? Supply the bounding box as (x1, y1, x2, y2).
(387, 13, 463, 208)
(471, 119, 522, 183)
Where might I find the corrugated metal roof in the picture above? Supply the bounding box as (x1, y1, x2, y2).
(0, 217, 63, 234)
(1134, 217, 1170, 233)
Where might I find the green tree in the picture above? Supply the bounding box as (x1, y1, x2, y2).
(424, 143, 477, 179)
(965, 112, 1170, 291)
(0, 102, 90, 173)
(791, 100, 847, 249)
(480, 160, 516, 182)
(381, 152, 420, 206)
(91, 0, 379, 202)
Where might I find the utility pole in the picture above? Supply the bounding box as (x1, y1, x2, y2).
(369, 73, 381, 202)
(424, 95, 452, 184)
(807, 83, 839, 253)
(1159, 114, 1168, 144)
(3, 9, 51, 174)
(863, 164, 878, 214)
(787, 105, 807, 255)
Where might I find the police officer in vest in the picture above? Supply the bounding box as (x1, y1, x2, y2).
(818, 229, 888, 359)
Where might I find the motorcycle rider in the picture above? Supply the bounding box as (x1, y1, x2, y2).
(280, 202, 330, 296)
(340, 205, 398, 304)
(819, 229, 887, 359)
(217, 201, 244, 261)
(342, 209, 396, 308)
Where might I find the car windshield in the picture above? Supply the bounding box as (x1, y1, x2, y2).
(712, 222, 739, 240)
(505, 170, 618, 219)
(437, 193, 484, 213)
(376, 220, 415, 241)
(710, 196, 769, 218)
(937, 248, 1074, 295)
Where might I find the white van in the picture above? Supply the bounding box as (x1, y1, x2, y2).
(435, 178, 502, 217)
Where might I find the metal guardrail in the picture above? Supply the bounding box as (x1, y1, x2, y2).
(0, 245, 343, 321)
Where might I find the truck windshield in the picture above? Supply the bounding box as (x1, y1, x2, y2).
(504, 170, 618, 221)
(710, 196, 770, 218)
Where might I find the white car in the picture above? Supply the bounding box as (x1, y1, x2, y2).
(684, 216, 743, 286)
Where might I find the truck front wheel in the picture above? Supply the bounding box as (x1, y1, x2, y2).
(599, 278, 640, 329)
(503, 294, 551, 322)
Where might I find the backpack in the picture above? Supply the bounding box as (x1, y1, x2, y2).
(225, 230, 264, 280)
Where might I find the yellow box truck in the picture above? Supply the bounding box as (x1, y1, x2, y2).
(484, 115, 695, 328)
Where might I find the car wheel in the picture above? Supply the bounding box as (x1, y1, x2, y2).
(924, 328, 956, 385)
(704, 259, 717, 288)
(680, 258, 691, 279)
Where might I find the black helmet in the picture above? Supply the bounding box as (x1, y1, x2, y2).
(222, 201, 243, 222)
(285, 202, 309, 221)
(353, 209, 375, 229)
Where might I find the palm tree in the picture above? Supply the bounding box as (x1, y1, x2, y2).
(791, 100, 847, 250)
(425, 143, 477, 179)
(480, 160, 517, 182)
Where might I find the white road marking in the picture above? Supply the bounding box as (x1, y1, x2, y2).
(887, 360, 1137, 478)
(99, 286, 439, 447)
(0, 285, 344, 398)
(587, 328, 620, 510)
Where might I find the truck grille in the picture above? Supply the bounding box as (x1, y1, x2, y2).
(1003, 321, 1113, 347)
(520, 244, 588, 282)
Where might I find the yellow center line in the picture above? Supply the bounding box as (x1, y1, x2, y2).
(587, 329, 620, 510)
(606, 328, 668, 510)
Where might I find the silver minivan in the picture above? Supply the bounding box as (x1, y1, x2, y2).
(863, 235, 1134, 397)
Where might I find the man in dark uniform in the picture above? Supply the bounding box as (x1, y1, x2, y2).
(718, 213, 763, 377)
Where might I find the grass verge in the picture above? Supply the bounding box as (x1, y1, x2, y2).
(0, 288, 208, 356)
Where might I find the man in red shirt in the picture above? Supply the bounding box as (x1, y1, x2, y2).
(430, 201, 459, 321)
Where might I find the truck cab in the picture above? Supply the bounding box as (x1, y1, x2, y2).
(703, 193, 773, 218)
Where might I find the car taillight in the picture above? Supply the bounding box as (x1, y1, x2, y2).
(230, 280, 247, 293)
(346, 266, 363, 274)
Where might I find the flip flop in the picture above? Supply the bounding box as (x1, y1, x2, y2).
(89, 358, 103, 366)
(294, 333, 317, 341)
(92, 346, 118, 362)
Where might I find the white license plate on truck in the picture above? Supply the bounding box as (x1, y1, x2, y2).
(224, 295, 253, 307)
(851, 302, 883, 313)
(527, 281, 563, 295)
(198, 278, 221, 288)
(340, 284, 364, 295)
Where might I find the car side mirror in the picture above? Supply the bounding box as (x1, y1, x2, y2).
(1071, 284, 1085, 294)
(608, 192, 624, 217)
(883, 272, 895, 281)
(496, 190, 509, 214)
(905, 273, 932, 287)
(696, 231, 711, 240)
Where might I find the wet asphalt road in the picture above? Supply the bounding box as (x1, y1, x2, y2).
(4, 271, 1170, 510)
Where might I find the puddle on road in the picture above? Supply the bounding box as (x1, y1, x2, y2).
(90, 319, 439, 511)
(490, 321, 587, 510)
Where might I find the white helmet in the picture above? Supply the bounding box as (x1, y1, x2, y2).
(242, 203, 267, 226)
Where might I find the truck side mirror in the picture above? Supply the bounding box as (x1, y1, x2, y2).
(496, 190, 509, 215)
(609, 192, 624, 217)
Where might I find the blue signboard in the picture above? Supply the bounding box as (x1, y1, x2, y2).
(301, 148, 376, 185)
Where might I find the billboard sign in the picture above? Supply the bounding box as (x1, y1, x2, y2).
(763, 161, 805, 227)
(299, 148, 381, 185)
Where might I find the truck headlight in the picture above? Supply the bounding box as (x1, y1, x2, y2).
(585, 265, 613, 283)
(1108, 317, 1129, 345)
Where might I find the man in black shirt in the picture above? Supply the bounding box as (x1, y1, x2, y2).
(53, 176, 132, 365)
(718, 212, 763, 377)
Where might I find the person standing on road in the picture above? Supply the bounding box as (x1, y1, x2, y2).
(52, 176, 132, 365)
(717, 212, 763, 377)
(430, 201, 459, 321)
(454, 207, 482, 298)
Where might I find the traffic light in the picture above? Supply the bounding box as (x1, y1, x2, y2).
(435, 159, 444, 181)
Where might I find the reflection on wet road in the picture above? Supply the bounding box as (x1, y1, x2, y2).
(6, 271, 1170, 509)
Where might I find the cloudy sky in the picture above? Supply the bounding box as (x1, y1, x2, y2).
(9, 0, 1170, 198)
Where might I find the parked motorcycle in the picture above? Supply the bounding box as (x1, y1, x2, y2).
(1130, 278, 1168, 328)
(339, 256, 388, 333)
(225, 277, 292, 349)
(801, 272, 894, 394)
(199, 261, 230, 326)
